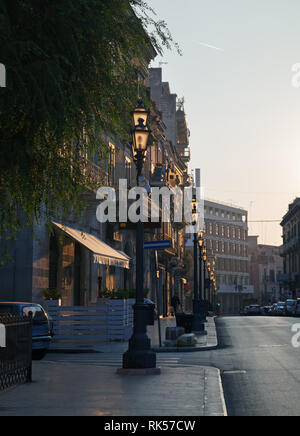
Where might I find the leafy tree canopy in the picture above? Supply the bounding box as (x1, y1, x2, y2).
(0, 0, 177, 242)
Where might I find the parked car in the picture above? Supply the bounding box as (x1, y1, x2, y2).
(276, 302, 286, 316)
(241, 306, 249, 315)
(245, 305, 261, 316)
(260, 306, 271, 315)
(285, 299, 297, 316)
(269, 304, 278, 316)
(295, 300, 300, 317)
(0, 302, 52, 360)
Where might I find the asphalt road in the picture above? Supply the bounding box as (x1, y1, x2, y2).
(214, 316, 300, 416)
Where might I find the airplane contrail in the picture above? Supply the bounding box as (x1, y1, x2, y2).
(192, 40, 224, 52)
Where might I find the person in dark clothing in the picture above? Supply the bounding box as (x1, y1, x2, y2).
(171, 295, 180, 316)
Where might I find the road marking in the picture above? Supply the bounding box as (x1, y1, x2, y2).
(223, 370, 247, 375)
(43, 355, 202, 368)
(258, 344, 288, 348)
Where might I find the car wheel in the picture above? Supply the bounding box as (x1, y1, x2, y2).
(32, 350, 48, 361)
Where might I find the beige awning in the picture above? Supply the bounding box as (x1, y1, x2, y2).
(52, 222, 130, 269)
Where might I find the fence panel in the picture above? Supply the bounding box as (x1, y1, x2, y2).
(44, 302, 109, 341)
(44, 300, 136, 343)
(0, 315, 32, 392)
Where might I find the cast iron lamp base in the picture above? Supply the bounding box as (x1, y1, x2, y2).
(123, 303, 157, 369)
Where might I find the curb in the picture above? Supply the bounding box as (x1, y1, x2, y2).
(47, 349, 102, 354)
(153, 317, 218, 353)
(217, 368, 228, 417)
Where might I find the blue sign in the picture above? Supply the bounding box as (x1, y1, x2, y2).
(144, 240, 172, 250)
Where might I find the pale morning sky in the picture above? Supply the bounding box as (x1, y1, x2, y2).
(147, 0, 300, 246)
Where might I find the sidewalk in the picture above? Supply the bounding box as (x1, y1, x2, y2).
(48, 316, 218, 354)
(0, 363, 226, 416)
(0, 316, 226, 416)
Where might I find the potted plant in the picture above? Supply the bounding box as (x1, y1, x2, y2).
(43, 288, 62, 306)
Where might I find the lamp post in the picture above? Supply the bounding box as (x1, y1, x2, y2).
(198, 232, 207, 322)
(123, 100, 156, 370)
(202, 246, 208, 308)
(192, 197, 205, 332)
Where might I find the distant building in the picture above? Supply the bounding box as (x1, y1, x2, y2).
(248, 236, 284, 304)
(280, 198, 300, 298)
(204, 200, 253, 314)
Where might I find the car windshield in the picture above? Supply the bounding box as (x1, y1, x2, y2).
(22, 306, 48, 324)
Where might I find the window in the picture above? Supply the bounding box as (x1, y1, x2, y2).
(125, 156, 132, 186)
(215, 224, 219, 236)
(232, 228, 236, 239)
(221, 226, 225, 237)
(108, 142, 115, 184)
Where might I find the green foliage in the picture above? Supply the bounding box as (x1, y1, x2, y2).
(43, 288, 62, 301)
(0, 0, 177, 241)
(98, 288, 149, 300)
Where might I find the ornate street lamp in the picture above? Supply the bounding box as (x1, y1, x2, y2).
(192, 197, 205, 332)
(131, 100, 151, 181)
(122, 100, 157, 370)
(198, 232, 207, 323)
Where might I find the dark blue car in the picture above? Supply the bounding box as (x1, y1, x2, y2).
(0, 302, 52, 360)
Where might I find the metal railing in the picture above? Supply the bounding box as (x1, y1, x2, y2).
(0, 315, 32, 391)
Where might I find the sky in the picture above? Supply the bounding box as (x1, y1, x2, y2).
(146, 0, 300, 246)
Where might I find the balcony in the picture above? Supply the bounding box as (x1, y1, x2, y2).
(280, 237, 300, 256)
(177, 148, 191, 163)
(150, 165, 168, 188)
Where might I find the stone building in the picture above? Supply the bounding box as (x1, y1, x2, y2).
(280, 198, 300, 298)
(203, 200, 253, 314)
(148, 68, 191, 316)
(248, 236, 284, 304)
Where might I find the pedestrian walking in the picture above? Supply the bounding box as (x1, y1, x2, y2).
(171, 295, 180, 316)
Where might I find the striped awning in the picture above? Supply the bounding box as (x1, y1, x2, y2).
(52, 222, 130, 269)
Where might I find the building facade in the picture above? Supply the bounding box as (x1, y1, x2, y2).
(148, 67, 191, 316)
(248, 236, 284, 304)
(204, 200, 253, 314)
(280, 198, 300, 298)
